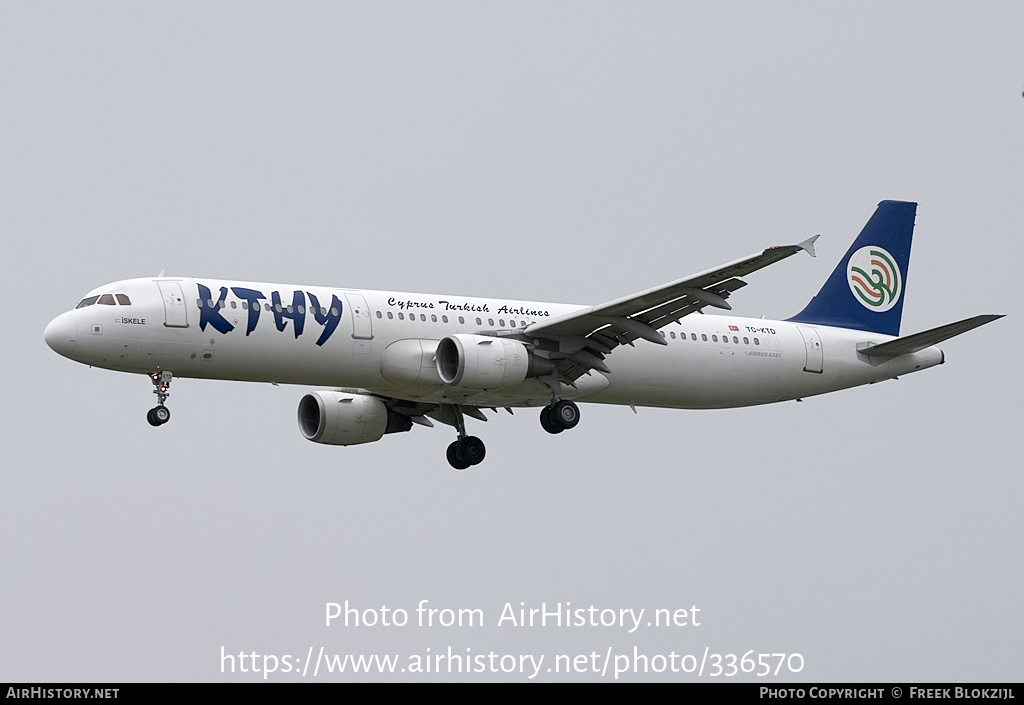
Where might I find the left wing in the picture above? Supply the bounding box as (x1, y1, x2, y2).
(522, 236, 820, 381)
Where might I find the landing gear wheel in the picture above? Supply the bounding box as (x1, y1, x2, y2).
(147, 406, 171, 427)
(539, 405, 564, 434)
(446, 436, 486, 469)
(446, 441, 471, 470)
(540, 400, 580, 433)
(550, 400, 580, 430)
(459, 436, 486, 466)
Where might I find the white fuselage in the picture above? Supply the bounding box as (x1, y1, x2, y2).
(45, 277, 944, 411)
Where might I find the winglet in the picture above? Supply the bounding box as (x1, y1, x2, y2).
(797, 234, 820, 258)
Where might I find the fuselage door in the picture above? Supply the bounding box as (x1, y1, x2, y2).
(344, 293, 373, 340)
(797, 326, 823, 373)
(156, 281, 189, 328)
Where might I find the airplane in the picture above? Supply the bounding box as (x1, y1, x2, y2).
(44, 200, 1001, 469)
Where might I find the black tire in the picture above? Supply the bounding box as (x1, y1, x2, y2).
(446, 441, 471, 470)
(551, 400, 580, 430)
(147, 408, 161, 427)
(152, 406, 171, 425)
(539, 405, 564, 434)
(460, 436, 486, 466)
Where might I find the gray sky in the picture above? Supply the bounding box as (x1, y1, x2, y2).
(2, 1, 1022, 682)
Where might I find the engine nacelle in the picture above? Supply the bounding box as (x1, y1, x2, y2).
(435, 334, 552, 390)
(297, 391, 410, 446)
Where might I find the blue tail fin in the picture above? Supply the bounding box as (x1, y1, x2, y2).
(788, 200, 916, 336)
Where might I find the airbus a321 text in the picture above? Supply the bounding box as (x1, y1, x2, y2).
(45, 201, 1001, 469)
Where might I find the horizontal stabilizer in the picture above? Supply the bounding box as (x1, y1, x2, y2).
(860, 314, 1004, 358)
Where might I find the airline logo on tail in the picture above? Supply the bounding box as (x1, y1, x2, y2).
(847, 246, 902, 312)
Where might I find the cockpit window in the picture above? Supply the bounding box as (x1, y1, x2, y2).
(75, 292, 131, 308)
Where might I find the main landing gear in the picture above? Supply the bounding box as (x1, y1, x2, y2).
(442, 400, 581, 469)
(539, 399, 580, 434)
(147, 371, 173, 427)
(445, 405, 486, 470)
(447, 436, 486, 470)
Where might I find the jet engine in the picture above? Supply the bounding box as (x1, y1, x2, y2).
(297, 391, 411, 446)
(435, 334, 554, 390)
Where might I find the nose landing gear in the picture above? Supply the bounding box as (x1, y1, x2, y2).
(147, 371, 173, 427)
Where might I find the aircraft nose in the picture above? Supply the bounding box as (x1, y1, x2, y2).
(44, 312, 77, 358)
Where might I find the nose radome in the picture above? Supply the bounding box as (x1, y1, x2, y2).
(44, 313, 77, 358)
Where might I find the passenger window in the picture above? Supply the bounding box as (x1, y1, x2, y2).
(115, 294, 131, 305)
(76, 296, 100, 309)
(421, 314, 426, 322)
(387, 312, 393, 319)
(733, 336, 739, 344)
(701, 334, 708, 342)
(670, 332, 676, 339)
(398, 312, 404, 320)
(743, 337, 749, 345)
(98, 294, 116, 305)
(230, 301, 237, 309)
(476, 318, 482, 325)
(376, 311, 382, 318)
(488, 318, 494, 327)
(754, 338, 760, 346)
(330, 307, 339, 316)
(431, 315, 437, 323)
(442, 316, 448, 323)
(712, 334, 718, 342)
(691, 333, 697, 341)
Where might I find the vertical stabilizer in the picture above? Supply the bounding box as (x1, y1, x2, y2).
(788, 200, 916, 336)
